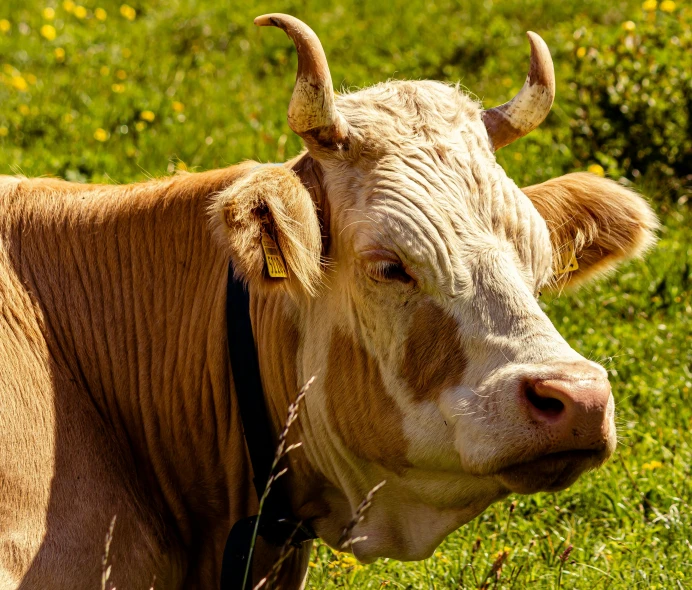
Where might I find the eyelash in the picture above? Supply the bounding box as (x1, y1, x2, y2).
(367, 260, 412, 284)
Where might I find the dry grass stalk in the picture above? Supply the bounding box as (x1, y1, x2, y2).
(241, 376, 316, 590)
(338, 480, 386, 550)
(255, 468, 387, 589)
(462, 537, 482, 588)
(459, 499, 522, 589)
(477, 549, 509, 590)
(101, 515, 117, 590)
(252, 522, 303, 590)
(556, 543, 574, 589)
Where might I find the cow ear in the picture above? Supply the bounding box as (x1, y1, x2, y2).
(210, 164, 322, 296)
(523, 172, 658, 290)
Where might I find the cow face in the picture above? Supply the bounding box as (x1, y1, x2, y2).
(212, 15, 657, 562)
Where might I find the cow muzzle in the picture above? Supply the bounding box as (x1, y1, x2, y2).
(491, 361, 616, 493)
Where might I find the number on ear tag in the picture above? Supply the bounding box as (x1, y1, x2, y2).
(261, 231, 288, 278)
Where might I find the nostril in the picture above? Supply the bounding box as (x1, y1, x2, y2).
(525, 383, 565, 417)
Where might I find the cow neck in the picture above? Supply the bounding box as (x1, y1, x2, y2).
(221, 264, 316, 589)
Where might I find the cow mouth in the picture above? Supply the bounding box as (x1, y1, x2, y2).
(492, 449, 607, 494)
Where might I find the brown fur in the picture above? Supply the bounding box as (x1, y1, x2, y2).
(325, 329, 411, 473)
(523, 173, 658, 290)
(250, 290, 325, 501)
(290, 154, 331, 256)
(401, 301, 468, 403)
(0, 164, 320, 588)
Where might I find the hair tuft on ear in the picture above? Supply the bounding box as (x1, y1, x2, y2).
(209, 164, 323, 296)
(523, 172, 659, 290)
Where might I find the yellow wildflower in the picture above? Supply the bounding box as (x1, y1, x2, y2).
(135, 121, 146, 132)
(576, 47, 586, 58)
(100, 66, 110, 76)
(26, 74, 37, 85)
(111, 83, 125, 93)
(12, 77, 28, 91)
(0, 126, 8, 137)
(74, 5, 87, 19)
(175, 160, 187, 171)
(172, 101, 185, 112)
(95, 8, 107, 20)
(308, 561, 318, 568)
(18, 104, 30, 115)
(40, 24, 57, 41)
(642, 0, 657, 10)
(0, 20, 10, 33)
(140, 110, 156, 122)
(42, 7, 56, 20)
(642, 460, 663, 470)
(660, 0, 675, 11)
(587, 164, 605, 176)
(63, 0, 75, 13)
(121, 48, 132, 58)
(55, 47, 65, 61)
(622, 21, 636, 31)
(93, 128, 108, 142)
(120, 4, 136, 21)
(116, 69, 127, 80)
(63, 113, 73, 123)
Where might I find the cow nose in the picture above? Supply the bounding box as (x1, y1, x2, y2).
(521, 363, 612, 447)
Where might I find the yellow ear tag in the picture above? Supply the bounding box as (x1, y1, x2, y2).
(259, 215, 288, 279)
(557, 245, 579, 275)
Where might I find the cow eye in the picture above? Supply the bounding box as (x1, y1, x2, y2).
(366, 260, 413, 284)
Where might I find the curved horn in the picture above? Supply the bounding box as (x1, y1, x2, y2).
(482, 32, 555, 150)
(254, 13, 348, 148)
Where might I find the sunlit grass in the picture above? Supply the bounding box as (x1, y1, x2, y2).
(0, 0, 689, 588)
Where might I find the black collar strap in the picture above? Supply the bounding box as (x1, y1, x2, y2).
(220, 262, 316, 590)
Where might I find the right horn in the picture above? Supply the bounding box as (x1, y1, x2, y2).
(482, 32, 555, 150)
(254, 13, 348, 150)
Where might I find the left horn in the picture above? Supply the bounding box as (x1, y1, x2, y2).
(482, 32, 555, 150)
(254, 13, 348, 149)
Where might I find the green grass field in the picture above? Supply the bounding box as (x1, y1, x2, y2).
(1, 0, 690, 588)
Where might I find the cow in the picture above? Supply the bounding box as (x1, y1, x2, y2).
(0, 12, 657, 590)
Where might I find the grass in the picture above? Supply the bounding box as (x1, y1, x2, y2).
(0, 0, 690, 588)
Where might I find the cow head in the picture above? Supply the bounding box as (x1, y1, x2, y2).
(211, 15, 658, 562)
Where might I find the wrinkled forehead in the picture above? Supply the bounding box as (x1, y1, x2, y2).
(336, 80, 491, 154)
(326, 81, 554, 289)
